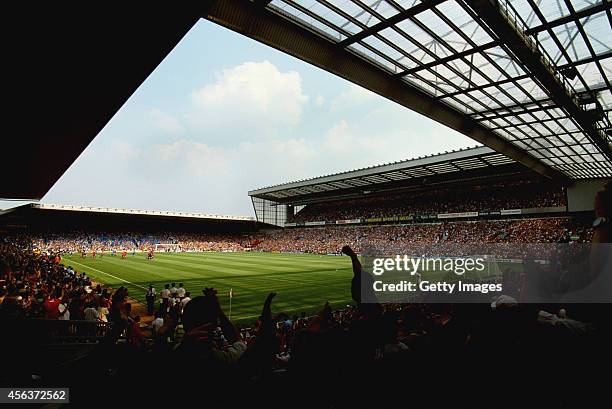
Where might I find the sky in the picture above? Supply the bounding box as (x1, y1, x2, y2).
(35, 19, 477, 216)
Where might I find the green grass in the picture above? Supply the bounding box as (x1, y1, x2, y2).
(61, 252, 354, 323)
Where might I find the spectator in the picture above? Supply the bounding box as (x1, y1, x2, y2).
(145, 284, 156, 316)
(43, 289, 61, 320)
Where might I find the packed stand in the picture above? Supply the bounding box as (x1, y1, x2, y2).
(26, 232, 250, 254)
(257, 217, 592, 255)
(291, 179, 566, 222)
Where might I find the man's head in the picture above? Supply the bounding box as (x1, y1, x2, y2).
(179, 283, 184, 287)
(165, 284, 170, 289)
(181, 296, 220, 332)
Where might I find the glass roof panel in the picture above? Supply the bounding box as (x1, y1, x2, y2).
(265, 0, 612, 178)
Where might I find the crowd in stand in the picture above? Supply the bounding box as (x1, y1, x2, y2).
(291, 179, 566, 222)
(258, 218, 592, 255)
(0, 216, 592, 323)
(0, 241, 98, 321)
(1, 180, 609, 406)
(2, 234, 609, 406)
(13, 217, 591, 259)
(29, 232, 248, 254)
(0, 216, 594, 328)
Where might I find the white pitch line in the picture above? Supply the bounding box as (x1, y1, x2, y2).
(67, 259, 148, 290)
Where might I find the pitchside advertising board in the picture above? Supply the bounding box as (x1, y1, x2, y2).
(437, 211, 479, 219)
(365, 215, 411, 223)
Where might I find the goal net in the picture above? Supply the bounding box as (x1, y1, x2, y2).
(154, 243, 181, 252)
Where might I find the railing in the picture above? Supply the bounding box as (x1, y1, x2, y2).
(494, 0, 581, 107)
(493, 0, 608, 142)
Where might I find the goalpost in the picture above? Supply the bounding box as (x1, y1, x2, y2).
(154, 243, 181, 253)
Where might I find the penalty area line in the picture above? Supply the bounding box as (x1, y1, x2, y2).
(67, 259, 148, 290)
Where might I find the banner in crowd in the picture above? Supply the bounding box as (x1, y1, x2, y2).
(305, 221, 326, 226)
(336, 219, 362, 225)
(437, 211, 479, 219)
(500, 209, 522, 215)
(284, 222, 297, 227)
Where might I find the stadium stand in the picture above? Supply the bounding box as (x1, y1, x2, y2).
(249, 147, 574, 228)
(290, 178, 566, 223)
(1, 198, 610, 407)
(1, 154, 609, 408)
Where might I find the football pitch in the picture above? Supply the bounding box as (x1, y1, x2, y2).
(61, 252, 355, 323)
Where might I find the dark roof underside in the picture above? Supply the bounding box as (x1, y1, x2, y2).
(3, 5, 200, 200)
(249, 146, 528, 202)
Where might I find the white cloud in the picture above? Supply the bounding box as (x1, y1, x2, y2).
(114, 141, 141, 161)
(43, 61, 476, 217)
(149, 109, 184, 135)
(330, 84, 377, 111)
(188, 60, 308, 136)
(148, 140, 232, 177)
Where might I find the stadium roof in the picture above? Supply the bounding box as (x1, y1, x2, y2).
(16, 204, 256, 222)
(0, 203, 263, 232)
(249, 145, 520, 200)
(206, 0, 612, 180)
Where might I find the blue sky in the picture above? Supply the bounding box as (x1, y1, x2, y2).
(36, 19, 476, 216)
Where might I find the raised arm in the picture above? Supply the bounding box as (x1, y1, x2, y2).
(260, 292, 277, 331)
(238, 292, 278, 376)
(203, 287, 240, 344)
(342, 245, 363, 304)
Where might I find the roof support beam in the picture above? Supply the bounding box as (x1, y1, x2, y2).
(524, 2, 611, 36)
(437, 73, 532, 99)
(472, 83, 610, 117)
(466, 0, 612, 161)
(205, 0, 567, 182)
(337, 0, 445, 48)
(473, 104, 562, 122)
(557, 50, 612, 70)
(395, 40, 498, 77)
